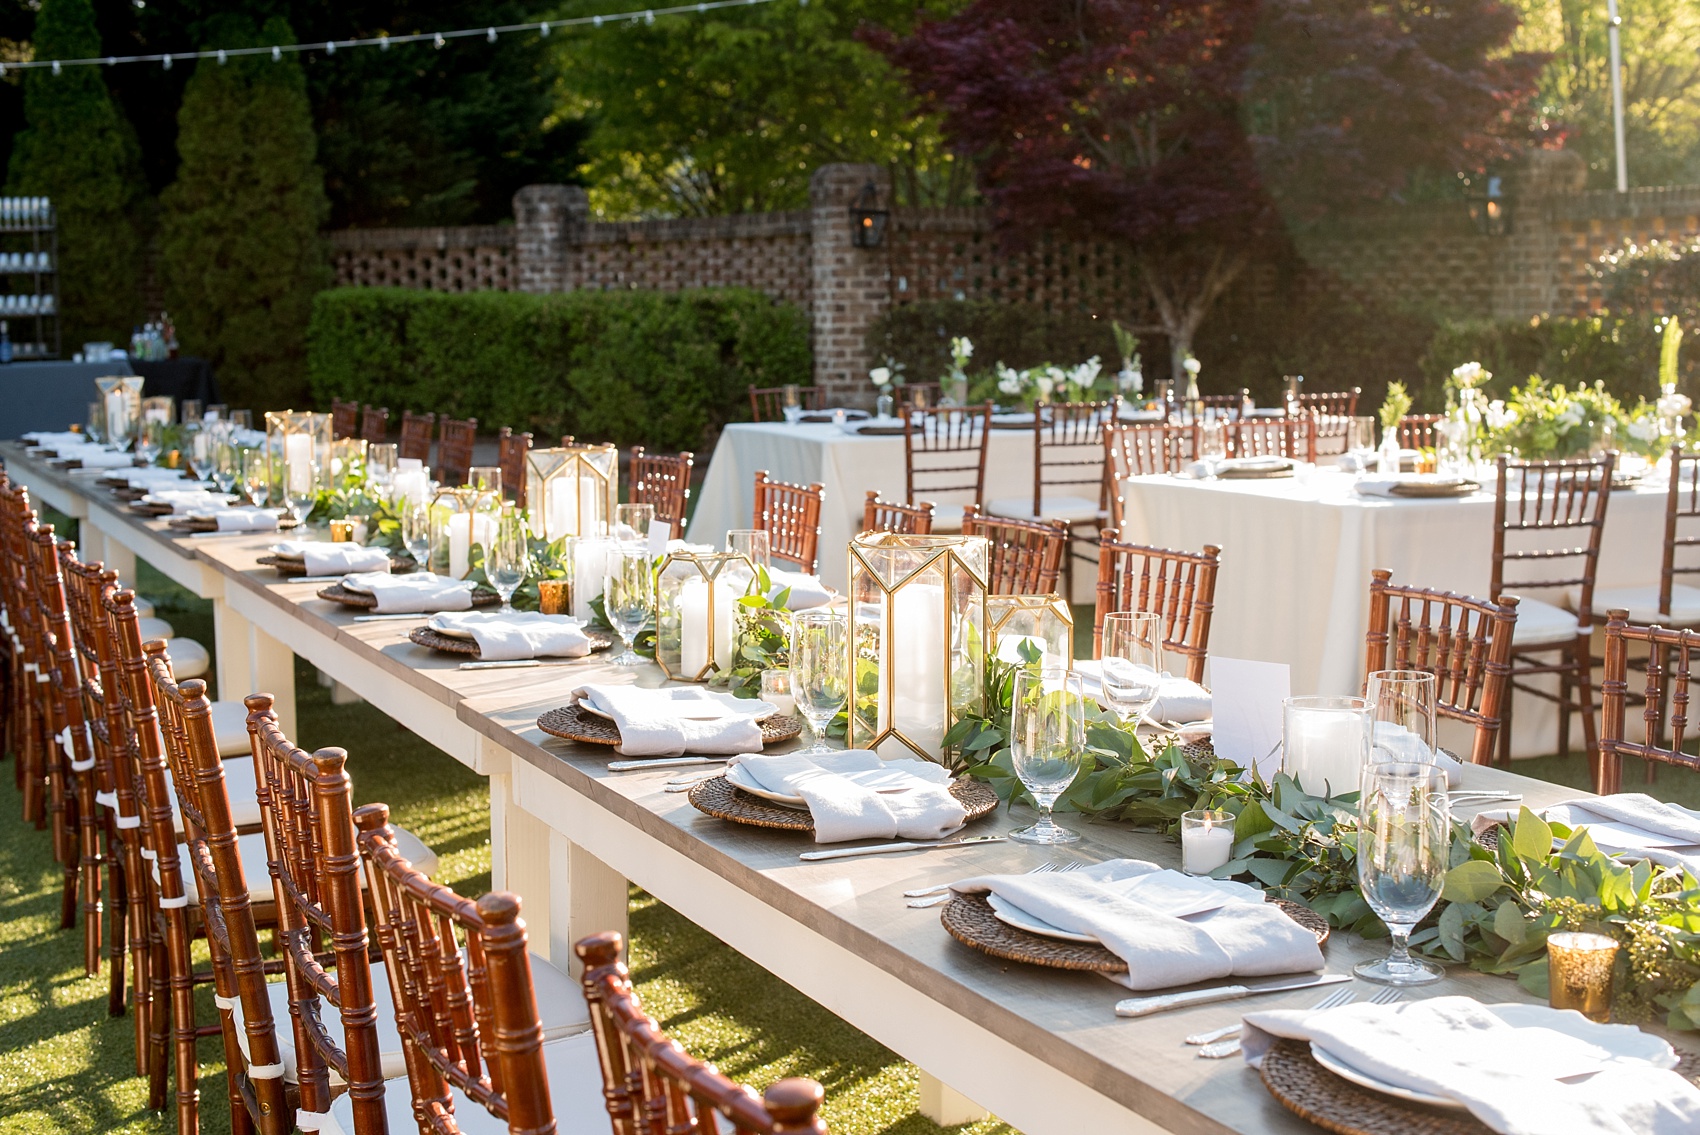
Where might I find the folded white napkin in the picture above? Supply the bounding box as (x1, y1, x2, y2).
(66, 449, 138, 469)
(24, 430, 89, 446)
(1472, 794, 1700, 876)
(343, 571, 474, 614)
(284, 544, 391, 577)
(1074, 660, 1212, 723)
(205, 508, 279, 532)
(950, 859, 1323, 990)
(765, 568, 833, 611)
(1241, 996, 1700, 1135)
(728, 750, 964, 843)
(571, 685, 767, 757)
(144, 488, 232, 514)
(429, 610, 589, 661)
(1220, 455, 1292, 473)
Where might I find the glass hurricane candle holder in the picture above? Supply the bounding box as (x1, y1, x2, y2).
(96, 374, 144, 451)
(846, 532, 989, 764)
(1282, 695, 1372, 798)
(655, 550, 752, 681)
(1181, 810, 1235, 876)
(526, 444, 617, 541)
(428, 486, 494, 580)
(988, 594, 1073, 670)
(264, 410, 333, 519)
(140, 395, 174, 427)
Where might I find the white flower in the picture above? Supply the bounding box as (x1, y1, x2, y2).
(1451, 361, 1488, 388)
(996, 364, 1025, 396)
(1035, 369, 1057, 400)
(869, 367, 891, 388)
(1658, 392, 1692, 419)
(1127, 368, 1144, 394)
(951, 336, 973, 360)
(1182, 356, 1202, 376)
(1485, 400, 1517, 430)
(1557, 403, 1586, 428)
(1629, 417, 1661, 443)
(1071, 356, 1102, 389)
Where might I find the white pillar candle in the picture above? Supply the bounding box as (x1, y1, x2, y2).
(878, 579, 948, 760)
(994, 633, 1048, 667)
(579, 473, 602, 537)
(104, 391, 130, 443)
(680, 577, 736, 677)
(1288, 713, 1369, 798)
(571, 537, 610, 623)
(1182, 819, 1236, 876)
(285, 433, 313, 495)
(449, 512, 473, 580)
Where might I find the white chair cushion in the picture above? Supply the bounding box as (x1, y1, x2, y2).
(1592, 584, 1700, 626)
(131, 596, 155, 619)
(138, 616, 177, 641)
(1510, 596, 1582, 647)
(104, 750, 261, 829)
(208, 698, 254, 757)
(985, 495, 1102, 524)
(928, 502, 966, 533)
(166, 637, 210, 680)
(236, 949, 588, 1085)
(322, 1031, 605, 1135)
(149, 828, 274, 905)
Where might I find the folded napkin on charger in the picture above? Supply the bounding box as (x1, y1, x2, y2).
(65, 449, 139, 469)
(764, 568, 833, 610)
(120, 469, 199, 489)
(1471, 793, 1700, 877)
(1220, 455, 1293, 473)
(144, 489, 233, 514)
(570, 685, 767, 757)
(1354, 473, 1473, 498)
(727, 750, 965, 843)
(270, 541, 392, 576)
(950, 859, 1323, 990)
(428, 610, 590, 661)
(342, 571, 474, 614)
(1072, 659, 1212, 724)
(198, 507, 278, 532)
(1241, 995, 1700, 1135)
(23, 431, 89, 447)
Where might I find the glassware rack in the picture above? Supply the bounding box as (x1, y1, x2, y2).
(0, 197, 59, 360)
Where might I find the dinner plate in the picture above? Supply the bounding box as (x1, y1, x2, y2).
(986, 893, 1099, 943)
(1309, 1003, 1679, 1111)
(722, 763, 810, 809)
(576, 696, 778, 725)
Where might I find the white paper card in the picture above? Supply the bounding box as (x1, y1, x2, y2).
(647, 525, 670, 559)
(1209, 658, 1290, 780)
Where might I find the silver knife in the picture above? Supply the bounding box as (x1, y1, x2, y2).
(799, 835, 1005, 861)
(458, 659, 586, 670)
(1115, 973, 1349, 1018)
(607, 756, 729, 771)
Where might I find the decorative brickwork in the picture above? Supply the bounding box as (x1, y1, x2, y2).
(571, 209, 812, 304)
(327, 226, 514, 292)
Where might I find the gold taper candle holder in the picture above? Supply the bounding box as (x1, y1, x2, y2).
(1547, 931, 1618, 1022)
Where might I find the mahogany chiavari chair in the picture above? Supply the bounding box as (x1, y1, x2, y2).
(577, 931, 829, 1135)
(0, 478, 48, 828)
(1103, 422, 1196, 529)
(1599, 612, 1699, 794)
(903, 402, 992, 532)
(1290, 387, 1361, 420)
(399, 410, 436, 464)
(1397, 413, 1447, 453)
(436, 415, 479, 486)
(360, 404, 392, 444)
(987, 400, 1111, 595)
(1490, 453, 1615, 770)
(331, 399, 361, 440)
(961, 505, 1067, 595)
(1198, 390, 1251, 419)
(1230, 411, 1318, 465)
(630, 446, 695, 539)
(753, 470, 824, 575)
(862, 491, 935, 536)
(498, 427, 534, 508)
(559, 434, 577, 448)
(748, 383, 824, 422)
(1093, 530, 1221, 684)
(1594, 445, 1700, 626)
(1364, 569, 1521, 767)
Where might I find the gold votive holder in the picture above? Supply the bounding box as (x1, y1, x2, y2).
(537, 579, 571, 616)
(1547, 931, 1618, 1022)
(329, 519, 356, 543)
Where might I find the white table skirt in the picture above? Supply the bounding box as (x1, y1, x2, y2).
(1117, 468, 1672, 758)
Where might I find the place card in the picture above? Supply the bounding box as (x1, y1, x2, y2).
(1209, 657, 1289, 780)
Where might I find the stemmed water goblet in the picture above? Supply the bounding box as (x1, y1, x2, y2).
(1099, 612, 1163, 730)
(401, 502, 431, 569)
(603, 546, 654, 666)
(790, 609, 847, 753)
(135, 420, 165, 466)
(482, 505, 529, 612)
(1009, 668, 1087, 845)
(240, 448, 270, 509)
(1355, 761, 1448, 986)
(781, 383, 804, 425)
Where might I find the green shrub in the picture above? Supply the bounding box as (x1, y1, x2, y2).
(1419, 314, 1687, 410)
(306, 287, 811, 452)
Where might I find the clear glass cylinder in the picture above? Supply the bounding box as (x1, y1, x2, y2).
(1282, 695, 1372, 798)
(140, 395, 174, 426)
(847, 532, 989, 764)
(526, 445, 618, 542)
(988, 595, 1073, 670)
(96, 375, 144, 449)
(655, 551, 752, 681)
(263, 410, 334, 504)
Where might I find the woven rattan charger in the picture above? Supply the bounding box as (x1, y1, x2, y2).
(536, 703, 799, 747)
(410, 625, 616, 658)
(317, 581, 500, 609)
(686, 773, 998, 833)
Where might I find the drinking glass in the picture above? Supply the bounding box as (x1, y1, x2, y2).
(367, 443, 398, 495)
(1355, 761, 1448, 986)
(401, 502, 432, 568)
(135, 419, 166, 465)
(240, 447, 270, 508)
(1198, 420, 1227, 474)
(1100, 612, 1163, 729)
(790, 609, 848, 752)
(727, 529, 771, 571)
(468, 466, 502, 495)
(212, 434, 241, 495)
(228, 409, 252, 430)
(1009, 668, 1087, 845)
(603, 546, 655, 667)
(1347, 416, 1377, 458)
(284, 460, 319, 524)
(483, 504, 529, 612)
(781, 383, 803, 425)
(1367, 670, 1438, 766)
(615, 503, 654, 543)
(85, 401, 105, 446)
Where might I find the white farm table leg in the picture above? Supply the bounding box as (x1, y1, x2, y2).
(549, 830, 629, 977)
(249, 622, 296, 736)
(213, 599, 255, 705)
(95, 529, 137, 587)
(919, 1073, 990, 1125)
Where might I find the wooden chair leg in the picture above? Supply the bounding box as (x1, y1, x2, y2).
(148, 933, 172, 1114)
(1496, 672, 1515, 768)
(1556, 653, 1572, 758)
(1576, 637, 1601, 793)
(80, 795, 103, 977)
(107, 845, 126, 1016)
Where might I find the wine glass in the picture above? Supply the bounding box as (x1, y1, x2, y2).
(781, 383, 803, 425)
(727, 529, 771, 571)
(1355, 761, 1448, 986)
(85, 401, 105, 446)
(1367, 670, 1439, 766)
(240, 447, 270, 509)
(284, 459, 319, 524)
(615, 503, 654, 544)
(790, 609, 847, 752)
(135, 419, 165, 465)
(468, 466, 502, 495)
(1009, 668, 1087, 845)
(401, 502, 432, 569)
(1099, 612, 1163, 729)
(482, 504, 529, 612)
(212, 436, 240, 496)
(603, 545, 654, 667)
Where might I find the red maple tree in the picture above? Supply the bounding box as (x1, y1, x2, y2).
(872, 0, 1546, 380)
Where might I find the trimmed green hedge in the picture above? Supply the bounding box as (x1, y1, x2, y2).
(306, 287, 811, 451)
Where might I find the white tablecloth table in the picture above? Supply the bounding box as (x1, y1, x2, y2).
(1117, 468, 1672, 757)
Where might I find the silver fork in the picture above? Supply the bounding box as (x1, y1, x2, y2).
(1198, 986, 1403, 1059)
(905, 860, 1082, 908)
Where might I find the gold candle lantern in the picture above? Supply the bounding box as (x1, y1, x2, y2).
(655, 551, 753, 682)
(264, 410, 334, 519)
(96, 375, 144, 449)
(988, 595, 1073, 670)
(846, 532, 989, 763)
(526, 444, 618, 542)
(329, 519, 356, 542)
(428, 486, 491, 580)
(1547, 932, 1619, 1023)
(140, 395, 175, 426)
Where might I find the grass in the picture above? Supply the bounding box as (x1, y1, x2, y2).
(0, 531, 1011, 1135)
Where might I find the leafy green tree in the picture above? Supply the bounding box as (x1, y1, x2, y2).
(6, 0, 146, 347)
(557, 0, 972, 219)
(158, 14, 329, 406)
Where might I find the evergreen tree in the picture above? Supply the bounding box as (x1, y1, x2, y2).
(159, 14, 329, 407)
(6, 0, 146, 348)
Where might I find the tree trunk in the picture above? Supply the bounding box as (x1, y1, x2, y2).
(1135, 244, 1252, 385)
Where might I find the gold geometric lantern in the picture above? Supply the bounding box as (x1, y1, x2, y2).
(654, 550, 753, 682)
(527, 445, 618, 542)
(264, 410, 333, 521)
(988, 594, 1074, 670)
(96, 375, 144, 450)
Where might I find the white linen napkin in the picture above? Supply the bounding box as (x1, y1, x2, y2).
(1471, 794, 1700, 876)
(24, 430, 89, 446)
(765, 568, 833, 610)
(428, 610, 590, 661)
(342, 571, 474, 614)
(571, 685, 767, 757)
(66, 450, 139, 469)
(1073, 660, 1212, 723)
(120, 469, 199, 489)
(297, 544, 391, 577)
(207, 508, 279, 533)
(144, 489, 231, 514)
(949, 859, 1323, 990)
(728, 750, 965, 843)
(1241, 996, 1700, 1135)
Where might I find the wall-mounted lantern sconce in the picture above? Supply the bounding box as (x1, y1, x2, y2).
(849, 181, 889, 248)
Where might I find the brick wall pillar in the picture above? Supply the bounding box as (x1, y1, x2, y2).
(809, 164, 892, 404)
(1489, 150, 1588, 320)
(512, 185, 589, 294)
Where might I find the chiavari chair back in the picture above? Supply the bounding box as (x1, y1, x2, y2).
(498, 428, 533, 508)
(630, 447, 695, 539)
(0, 478, 47, 827)
(753, 471, 824, 575)
(1103, 423, 1195, 529)
(961, 505, 1066, 595)
(862, 491, 934, 536)
(897, 381, 942, 411)
(1594, 446, 1700, 625)
(399, 410, 436, 464)
(332, 399, 361, 440)
(1291, 388, 1360, 420)
(1093, 531, 1221, 684)
(577, 931, 829, 1135)
(748, 384, 823, 422)
(1364, 570, 1521, 767)
(1231, 412, 1318, 465)
(360, 404, 391, 444)
(1029, 400, 1110, 520)
(437, 415, 479, 486)
(1600, 612, 1698, 794)
(1397, 413, 1447, 452)
(903, 402, 991, 531)
(1198, 391, 1250, 419)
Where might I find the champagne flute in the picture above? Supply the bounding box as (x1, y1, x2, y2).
(1099, 612, 1164, 730)
(1009, 668, 1087, 845)
(1355, 761, 1448, 986)
(482, 504, 528, 612)
(603, 545, 654, 667)
(401, 502, 431, 569)
(213, 436, 240, 496)
(790, 609, 847, 752)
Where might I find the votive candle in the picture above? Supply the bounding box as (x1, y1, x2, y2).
(1181, 809, 1235, 876)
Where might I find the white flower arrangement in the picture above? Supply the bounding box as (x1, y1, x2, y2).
(1628, 416, 1662, 444)
(1484, 400, 1518, 431)
(1658, 387, 1692, 420)
(950, 336, 973, 363)
(996, 363, 1025, 396)
(1451, 361, 1490, 389)
(1182, 355, 1202, 377)
(869, 365, 892, 394)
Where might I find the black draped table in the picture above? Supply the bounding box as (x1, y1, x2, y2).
(132, 357, 219, 407)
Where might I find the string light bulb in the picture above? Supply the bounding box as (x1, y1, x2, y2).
(162, 54, 172, 69)
(539, 21, 550, 35)
(216, 49, 227, 64)
(50, 60, 60, 75)
(325, 40, 336, 54)
(486, 27, 497, 42)
(434, 32, 446, 48)
(272, 46, 281, 61)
